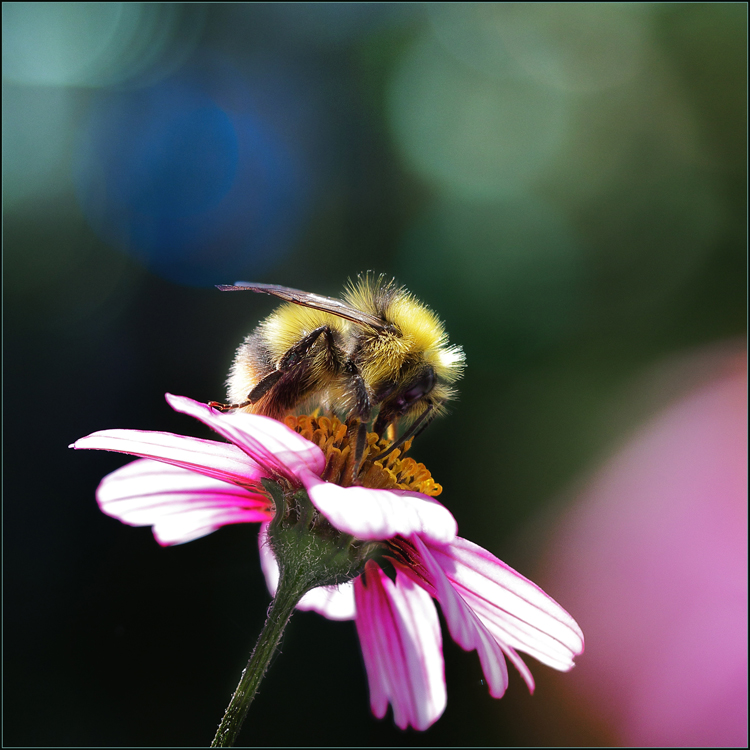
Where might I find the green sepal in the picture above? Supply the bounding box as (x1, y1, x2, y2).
(262, 478, 380, 594)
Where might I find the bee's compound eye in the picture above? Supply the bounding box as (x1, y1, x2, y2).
(398, 368, 436, 407)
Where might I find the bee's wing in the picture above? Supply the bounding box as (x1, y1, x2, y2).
(217, 282, 389, 331)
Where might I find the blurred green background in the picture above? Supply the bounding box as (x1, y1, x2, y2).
(4, 3, 746, 746)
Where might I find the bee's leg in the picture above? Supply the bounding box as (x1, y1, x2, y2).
(208, 400, 242, 412)
(213, 326, 347, 415)
(340, 362, 371, 474)
(403, 403, 438, 443)
(344, 418, 368, 484)
(351, 420, 368, 472)
(344, 362, 371, 423)
(246, 369, 285, 402)
(278, 326, 336, 370)
(208, 370, 285, 412)
(372, 410, 392, 437)
(260, 325, 353, 418)
(376, 402, 439, 460)
(247, 326, 338, 409)
(370, 409, 398, 443)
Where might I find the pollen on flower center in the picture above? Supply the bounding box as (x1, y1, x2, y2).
(284, 414, 442, 497)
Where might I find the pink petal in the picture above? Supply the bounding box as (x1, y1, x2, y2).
(71, 429, 263, 487)
(409, 536, 511, 697)
(425, 536, 584, 672)
(354, 561, 446, 731)
(257, 523, 356, 621)
(166, 394, 326, 480)
(98, 459, 273, 546)
(299, 469, 457, 544)
(496, 642, 537, 693)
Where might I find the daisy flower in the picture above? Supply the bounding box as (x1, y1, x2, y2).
(71, 394, 583, 736)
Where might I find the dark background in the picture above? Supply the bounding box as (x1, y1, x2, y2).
(4, 4, 746, 746)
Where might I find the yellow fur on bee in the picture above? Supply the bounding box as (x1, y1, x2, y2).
(260, 304, 349, 361)
(225, 273, 465, 426)
(344, 276, 465, 387)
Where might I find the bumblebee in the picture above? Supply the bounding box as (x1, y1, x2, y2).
(215, 274, 465, 453)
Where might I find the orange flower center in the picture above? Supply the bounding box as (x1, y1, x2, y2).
(284, 414, 442, 497)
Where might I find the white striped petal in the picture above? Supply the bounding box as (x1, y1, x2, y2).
(299, 468, 457, 544)
(409, 535, 510, 697)
(425, 536, 584, 671)
(98, 459, 272, 546)
(354, 561, 446, 731)
(166, 394, 326, 479)
(72, 429, 262, 487)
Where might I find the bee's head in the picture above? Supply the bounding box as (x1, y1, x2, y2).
(345, 273, 465, 434)
(372, 341, 465, 435)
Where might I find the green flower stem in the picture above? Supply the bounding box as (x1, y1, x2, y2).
(210, 566, 310, 748)
(211, 481, 373, 747)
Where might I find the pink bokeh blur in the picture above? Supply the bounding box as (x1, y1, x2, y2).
(542, 345, 747, 747)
